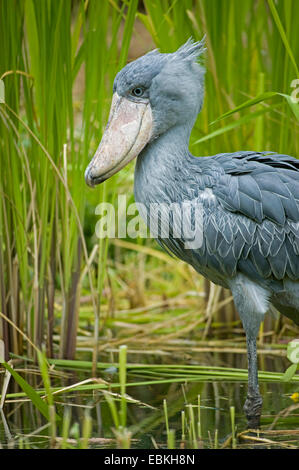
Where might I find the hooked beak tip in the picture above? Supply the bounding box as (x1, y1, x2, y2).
(85, 165, 107, 187)
(85, 167, 96, 188)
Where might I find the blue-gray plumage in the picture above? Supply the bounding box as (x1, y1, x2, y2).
(85, 38, 299, 428)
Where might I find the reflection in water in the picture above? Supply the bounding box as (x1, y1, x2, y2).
(0, 352, 298, 448)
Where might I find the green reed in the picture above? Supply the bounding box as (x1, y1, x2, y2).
(0, 0, 137, 363)
(0, 0, 298, 365)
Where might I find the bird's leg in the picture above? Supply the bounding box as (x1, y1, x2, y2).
(229, 276, 267, 429)
(244, 334, 263, 429)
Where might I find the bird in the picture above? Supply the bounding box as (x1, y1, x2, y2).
(85, 37, 299, 429)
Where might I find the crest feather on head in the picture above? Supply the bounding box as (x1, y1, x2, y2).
(172, 36, 206, 62)
(145, 36, 206, 63)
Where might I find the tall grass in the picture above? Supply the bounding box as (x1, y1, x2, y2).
(0, 0, 138, 361)
(0, 0, 299, 363)
(140, 0, 299, 156)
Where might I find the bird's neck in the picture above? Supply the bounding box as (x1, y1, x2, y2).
(134, 123, 193, 203)
(138, 123, 192, 168)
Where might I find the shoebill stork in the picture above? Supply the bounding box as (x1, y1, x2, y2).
(85, 38, 299, 428)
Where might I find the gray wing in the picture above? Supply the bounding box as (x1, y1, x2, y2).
(188, 151, 299, 284)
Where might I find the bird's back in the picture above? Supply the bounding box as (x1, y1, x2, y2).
(136, 150, 299, 324)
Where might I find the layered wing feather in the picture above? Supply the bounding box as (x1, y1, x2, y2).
(184, 152, 299, 284)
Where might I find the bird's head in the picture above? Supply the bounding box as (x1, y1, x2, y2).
(85, 37, 206, 187)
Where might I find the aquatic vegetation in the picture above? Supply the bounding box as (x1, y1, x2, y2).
(0, 0, 299, 449)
